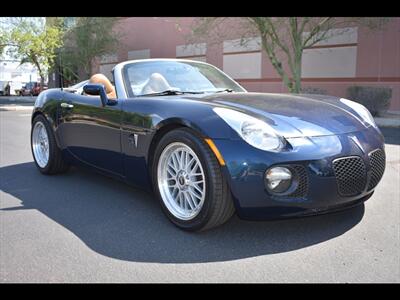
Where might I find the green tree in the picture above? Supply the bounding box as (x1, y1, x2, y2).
(191, 17, 391, 93)
(59, 17, 121, 81)
(5, 17, 64, 90)
(0, 28, 6, 57)
(0, 37, 5, 57)
(1, 18, 11, 56)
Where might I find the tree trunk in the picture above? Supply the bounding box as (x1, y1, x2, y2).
(260, 37, 294, 93)
(34, 61, 44, 93)
(84, 59, 92, 79)
(289, 19, 303, 94)
(292, 50, 303, 93)
(40, 75, 44, 92)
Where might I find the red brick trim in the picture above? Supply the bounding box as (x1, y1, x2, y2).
(176, 55, 207, 59)
(222, 44, 357, 55)
(237, 77, 400, 83)
(305, 43, 358, 50)
(99, 62, 118, 66)
(223, 50, 261, 55)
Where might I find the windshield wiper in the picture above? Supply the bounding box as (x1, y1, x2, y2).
(214, 88, 234, 93)
(200, 88, 234, 94)
(139, 90, 205, 97)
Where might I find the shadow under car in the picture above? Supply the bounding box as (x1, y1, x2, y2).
(0, 161, 365, 263)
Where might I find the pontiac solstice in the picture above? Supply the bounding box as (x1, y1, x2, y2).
(30, 59, 386, 231)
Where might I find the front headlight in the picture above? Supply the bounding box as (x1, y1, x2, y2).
(340, 98, 377, 128)
(213, 107, 284, 151)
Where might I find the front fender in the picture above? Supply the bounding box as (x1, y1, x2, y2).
(31, 89, 64, 147)
(153, 117, 212, 139)
(122, 97, 236, 140)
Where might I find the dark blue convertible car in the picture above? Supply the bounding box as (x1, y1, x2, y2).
(31, 59, 386, 231)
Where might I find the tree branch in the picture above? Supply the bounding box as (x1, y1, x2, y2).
(302, 17, 332, 48)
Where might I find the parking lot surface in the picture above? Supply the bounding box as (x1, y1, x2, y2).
(0, 110, 399, 282)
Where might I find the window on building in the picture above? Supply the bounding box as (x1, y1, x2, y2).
(301, 27, 358, 78)
(176, 43, 207, 62)
(128, 49, 151, 60)
(222, 37, 262, 79)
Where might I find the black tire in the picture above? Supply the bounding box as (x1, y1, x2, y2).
(152, 128, 235, 232)
(31, 114, 69, 174)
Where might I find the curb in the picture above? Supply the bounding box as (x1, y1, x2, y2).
(0, 105, 34, 111)
(0, 96, 36, 102)
(375, 118, 400, 128)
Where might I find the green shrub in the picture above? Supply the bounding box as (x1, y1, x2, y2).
(300, 87, 327, 95)
(346, 86, 392, 117)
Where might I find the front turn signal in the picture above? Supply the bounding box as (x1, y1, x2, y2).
(204, 138, 226, 166)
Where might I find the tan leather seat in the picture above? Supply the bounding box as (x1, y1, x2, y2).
(141, 73, 171, 95)
(88, 73, 116, 99)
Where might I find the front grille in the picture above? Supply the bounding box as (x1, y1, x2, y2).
(289, 165, 308, 198)
(333, 156, 367, 196)
(367, 149, 386, 191)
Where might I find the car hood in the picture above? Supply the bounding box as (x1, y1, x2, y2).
(192, 92, 367, 138)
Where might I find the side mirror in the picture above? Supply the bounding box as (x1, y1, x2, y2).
(83, 84, 116, 106)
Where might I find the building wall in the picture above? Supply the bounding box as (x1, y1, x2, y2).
(95, 17, 400, 112)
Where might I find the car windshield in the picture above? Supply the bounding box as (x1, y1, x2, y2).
(123, 60, 245, 97)
(69, 80, 89, 89)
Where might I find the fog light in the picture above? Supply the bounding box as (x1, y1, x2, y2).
(265, 167, 292, 193)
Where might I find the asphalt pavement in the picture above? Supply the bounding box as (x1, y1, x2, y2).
(0, 110, 399, 282)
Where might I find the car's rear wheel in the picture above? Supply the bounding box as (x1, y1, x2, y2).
(31, 114, 69, 174)
(153, 128, 235, 231)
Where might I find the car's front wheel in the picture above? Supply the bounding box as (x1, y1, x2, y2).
(153, 128, 235, 231)
(31, 114, 69, 174)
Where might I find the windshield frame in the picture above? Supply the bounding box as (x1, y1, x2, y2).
(121, 59, 247, 98)
(69, 80, 89, 89)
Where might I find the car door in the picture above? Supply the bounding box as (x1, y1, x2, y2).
(57, 92, 124, 176)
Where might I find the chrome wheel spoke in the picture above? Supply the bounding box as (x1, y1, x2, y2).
(171, 187, 179, 198)
(186, 157, 195, 172)
(167, 167, 176, 177)
(171, 153, 180, 170)
(191, 183, 204, 195)
(167, 163, 178, 176)
(185, 192, 196, 210)
(191, 179, 204, 184)
(189, 185, 203, 200)
(184, 151, 189, 168)
(179, 192, 185, 210)
(180, 151, 185, 170)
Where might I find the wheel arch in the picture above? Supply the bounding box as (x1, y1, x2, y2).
(31, 109, 61, 148)
(147, 118, 208, 173)
(31, 109, 44, 124)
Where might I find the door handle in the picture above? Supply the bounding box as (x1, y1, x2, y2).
(61, 102, 74, 109)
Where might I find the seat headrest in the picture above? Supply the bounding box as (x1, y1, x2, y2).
(89, 73, 116, 99)
(141, 73, 171, 95)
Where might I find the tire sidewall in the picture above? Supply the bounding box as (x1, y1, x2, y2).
(152, 129, 220, 231)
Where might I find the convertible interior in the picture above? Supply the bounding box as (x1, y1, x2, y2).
(88, 73, 117, 99)
(81, 72, 174, 99)
(140, 72, 173, 94)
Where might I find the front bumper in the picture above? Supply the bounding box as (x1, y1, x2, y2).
(213, 126, 386, 220)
